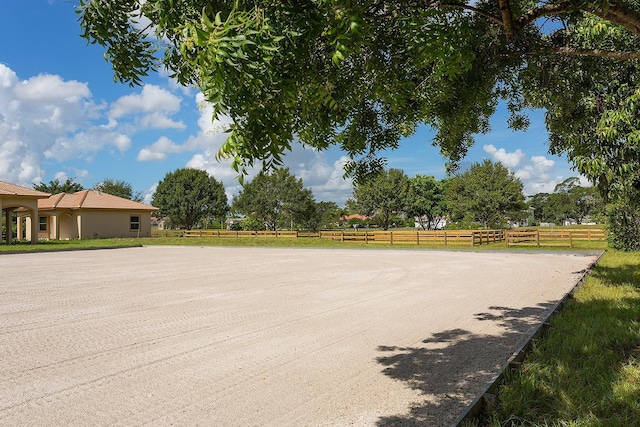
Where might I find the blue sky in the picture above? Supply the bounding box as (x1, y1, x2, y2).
(0, 0, 580, 206)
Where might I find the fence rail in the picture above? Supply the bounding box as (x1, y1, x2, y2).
(182, 229, 506, 246)
(182, 229, 299, 238)
(505, 228, 606, 248)
(178, 227, 605, 248)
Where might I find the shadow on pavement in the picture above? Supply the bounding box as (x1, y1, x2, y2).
(374, 303, 556, 426)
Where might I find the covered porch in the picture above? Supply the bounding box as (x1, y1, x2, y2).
(0, 181, 50, 244)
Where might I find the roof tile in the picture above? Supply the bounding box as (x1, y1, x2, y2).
(0, 181, 50, 198)
(38, 190, 157, 211)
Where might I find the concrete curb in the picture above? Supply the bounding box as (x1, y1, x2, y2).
(452, 250, 606, 426)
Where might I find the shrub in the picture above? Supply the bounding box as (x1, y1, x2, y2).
(606, 201, 640, 251)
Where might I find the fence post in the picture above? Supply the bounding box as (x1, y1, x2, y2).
(471, 232, 476, 247)
(390, 231, 394, 245)
(365, 230, 368, 244)
(416, 231, 420, 246)
(505, 232, 509, 247)
(569, 232, 573, 248)
(341, 230, 344, 242)
(537, 230, 540, 247)
(444, 231, 448, 246)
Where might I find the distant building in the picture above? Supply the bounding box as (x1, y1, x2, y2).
(225, 218, 243, 229)
(16, 189, 158, 240)
(413, 216, 447, 230)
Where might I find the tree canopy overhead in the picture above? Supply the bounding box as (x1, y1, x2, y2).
(78, 0, 640, 182)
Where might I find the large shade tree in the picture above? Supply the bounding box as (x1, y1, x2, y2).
(352, 168, 410, 230)
(232, 168, 315, 231)
(79, 0, 640, 248)
(406, 175, 448, 230)
(446, 160, 526, 229)
(152, 168, 228, 229)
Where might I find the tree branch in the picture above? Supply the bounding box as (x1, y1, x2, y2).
(590, 4, 640, 36)
(554, 47, 640, 60)
(516, 1, 640, 37)
(498, 0, 516, 41)
(505, 46, 640, 61)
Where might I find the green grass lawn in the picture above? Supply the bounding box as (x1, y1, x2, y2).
(468, 249, 640, 427)
(0, 238, 143, 253)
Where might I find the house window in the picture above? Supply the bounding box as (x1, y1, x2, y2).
(130, 215, 140, 231)
(39, 216, 47, 232)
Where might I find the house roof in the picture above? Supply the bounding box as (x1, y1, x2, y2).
(39, 190, 158, 211)
(0, 181, 50, 198)
(341, 214, 369, 221)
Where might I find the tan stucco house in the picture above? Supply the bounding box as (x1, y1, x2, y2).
(1, 180, 159, 243)
(1, 181, 51, 244)
(18, 189, 159, 241)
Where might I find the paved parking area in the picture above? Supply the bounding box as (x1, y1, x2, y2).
(0, 246, 598, 426)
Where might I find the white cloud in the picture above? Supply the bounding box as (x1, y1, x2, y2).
(43, 131, 131, 161)
(185, 147, 353, 205)
(139, 112, 185, 129)
(483, 144, 525, 168)
(0, 64, 18, 88)
(0, 64, 115, 185)
(143, 182, 158, 205)
(137, 136, 184, 161)
(515, 155, 563, 194)
(108, 84, 184, 130)
(159, 94, 355, 205)
(0, 64, 169, 186)
(109, 84, 180, 119)
(50, 168, 90, 185)
(482, 143, 571, 195)
(53, 171, 69, 182)
(14, 74, 90, 103)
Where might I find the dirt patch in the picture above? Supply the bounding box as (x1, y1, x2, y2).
(0, 247, 598, 426)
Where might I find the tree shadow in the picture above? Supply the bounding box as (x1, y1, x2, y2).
(483, 296, 640, 425)
(374, 303, 557, 426)
(589, 261, 640, 289)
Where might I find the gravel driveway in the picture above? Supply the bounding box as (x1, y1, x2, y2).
(0, 246, 598, 426)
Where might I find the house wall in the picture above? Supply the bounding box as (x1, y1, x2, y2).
(59, 213, 78, 240)
(78, 210, 153, 239)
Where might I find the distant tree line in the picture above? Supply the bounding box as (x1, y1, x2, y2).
(528, 178, 604, 226)
(30, 160, 605, 232)
(148, 160, 604, 232)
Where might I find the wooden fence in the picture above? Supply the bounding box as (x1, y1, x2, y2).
(505, 228, 606, 248)
(319, 229, 504, 246)
(180, 227, 605, 248)
(182, 229, 300, 238)
(182, 229, 505, 246)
